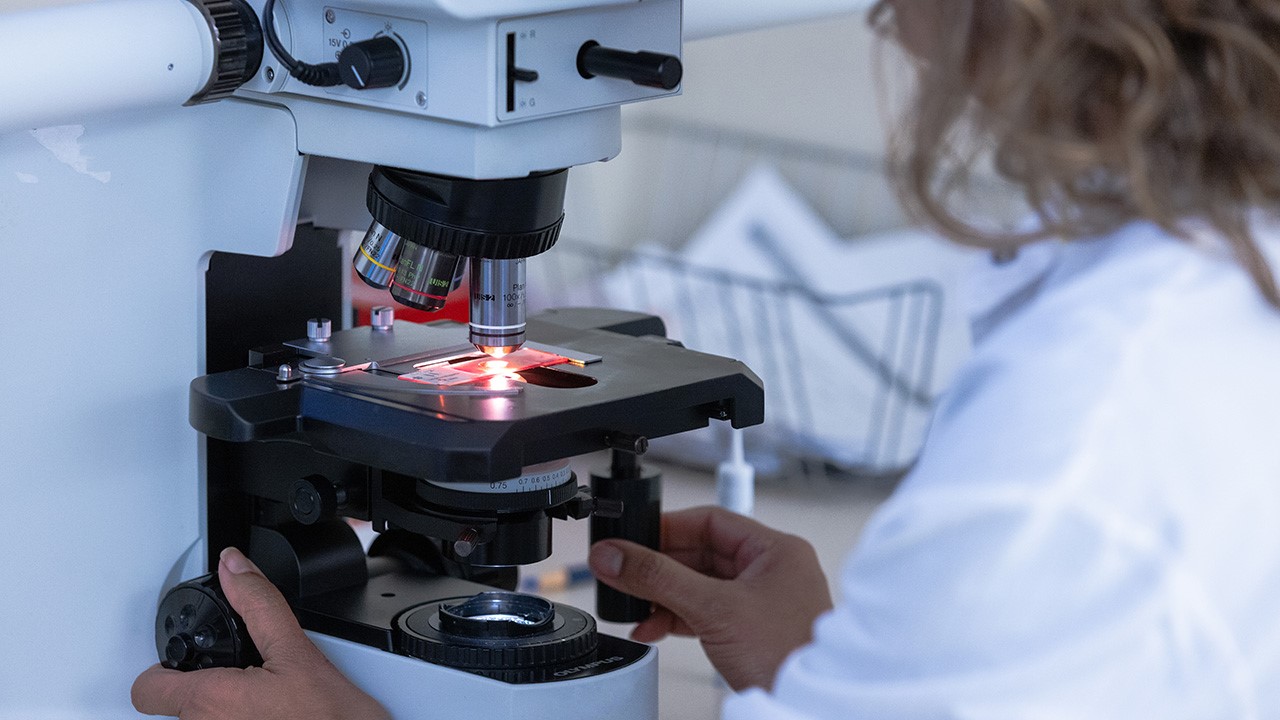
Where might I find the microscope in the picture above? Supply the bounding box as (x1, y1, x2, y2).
(0, 0, 866, 716)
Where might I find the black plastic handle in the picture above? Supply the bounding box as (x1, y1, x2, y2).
(590, 450, 662, 623)
(577, 41, 683, 90)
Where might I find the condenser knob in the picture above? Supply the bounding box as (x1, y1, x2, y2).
(339, 36, 406, 90)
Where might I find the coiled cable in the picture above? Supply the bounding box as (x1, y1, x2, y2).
(262, 0, 341, 86)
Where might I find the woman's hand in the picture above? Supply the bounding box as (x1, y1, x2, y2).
(590, 506, 832, 691)
(131, 548, 389, 720)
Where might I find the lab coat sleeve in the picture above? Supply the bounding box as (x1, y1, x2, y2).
(722, 489, 1246, 720)
(721, 242, 1264, 720)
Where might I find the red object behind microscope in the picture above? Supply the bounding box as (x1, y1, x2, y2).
(351, 269, 471, 326)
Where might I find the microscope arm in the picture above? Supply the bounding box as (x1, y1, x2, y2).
(0, 0, 259, 133)
(0, 0, 877, 134)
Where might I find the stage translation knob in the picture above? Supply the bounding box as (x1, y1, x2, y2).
(577, 41, 682, 90)
(339, 36, 406, 90)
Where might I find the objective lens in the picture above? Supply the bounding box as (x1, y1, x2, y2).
(390, 242, 462, 312)
(451, 258, 467, 291)
(353, 221, 403, 289)
(470, 258, 526, 356)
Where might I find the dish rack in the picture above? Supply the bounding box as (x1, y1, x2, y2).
(531, 117, 959, 479)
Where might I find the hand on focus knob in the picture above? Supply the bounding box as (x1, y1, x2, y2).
(589, 506, 832, 692)
(132, 548, 389, 720)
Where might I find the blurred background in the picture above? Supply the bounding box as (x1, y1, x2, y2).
(510, 15, 1012, 718)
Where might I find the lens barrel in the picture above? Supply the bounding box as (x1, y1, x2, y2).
(353, 221, 403, 289)
(470, 258, 526, 355)
(390, 242, 462, 312)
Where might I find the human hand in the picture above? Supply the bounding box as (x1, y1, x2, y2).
(589, 506, 832, 691)
(132, 548, 390, 720)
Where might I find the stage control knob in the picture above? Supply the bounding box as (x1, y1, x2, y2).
(289, 475, 345, 525)
(155, 573, 261, 671)
(576, 41, 682, 90)
(339, 36, 406, 90)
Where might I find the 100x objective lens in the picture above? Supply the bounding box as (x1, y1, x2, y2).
(470, 258, 526, 356)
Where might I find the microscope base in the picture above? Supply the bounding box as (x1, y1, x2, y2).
(309, 630, 659, 720)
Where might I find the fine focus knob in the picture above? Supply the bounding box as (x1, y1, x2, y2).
(577, 41, 682, 90)
(339, 36, 406, 90)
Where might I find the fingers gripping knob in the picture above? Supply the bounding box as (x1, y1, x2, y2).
(155, 573, 262, 671)
(590, 453, 661, 623)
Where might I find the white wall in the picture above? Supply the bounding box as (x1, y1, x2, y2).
(640, 14, 896, 154)
(561, 14, 917, 248)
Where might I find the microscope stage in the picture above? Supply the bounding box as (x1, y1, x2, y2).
(191, 308, 764, 482)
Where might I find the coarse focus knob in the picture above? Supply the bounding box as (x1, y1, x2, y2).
(339, 37, 406, 90)
(576, 41, 682, 90)
(156, 573, 261, 671)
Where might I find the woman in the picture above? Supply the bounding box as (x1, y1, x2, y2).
(134, 1, 1280, 717)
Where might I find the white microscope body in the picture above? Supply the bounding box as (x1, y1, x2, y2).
(0, 0, 868, 717)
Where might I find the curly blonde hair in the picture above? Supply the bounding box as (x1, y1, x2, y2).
(872, 0, 1280, 305)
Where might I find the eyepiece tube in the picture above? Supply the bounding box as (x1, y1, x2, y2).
(470, 258, 526, 357)
(353, 221, 403, 289)
(390, 242, 461, 312)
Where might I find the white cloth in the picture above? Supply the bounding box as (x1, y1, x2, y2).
(724, 220, 1280, 719)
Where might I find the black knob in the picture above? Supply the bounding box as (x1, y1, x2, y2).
(165, 634, 196, 665)
(577, 41, 682, 90)
(185, 0, 264, 104)
(339, 36, 406, 90)
(155, 573, 261, 671)
(590, 451, 662, 623)
(289, 475, 340, 525)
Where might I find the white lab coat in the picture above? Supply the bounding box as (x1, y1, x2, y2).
(724, 220, 1280, 719)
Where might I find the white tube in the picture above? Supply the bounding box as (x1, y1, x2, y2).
(0, 0, 214, 132)
(716, 427, 755, 516)
(683, 0, 876, 41)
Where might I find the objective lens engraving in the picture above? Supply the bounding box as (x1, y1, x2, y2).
(353, 221, 403, 289)
(471, 258, 526, 355)
(391, 242, 461, 312)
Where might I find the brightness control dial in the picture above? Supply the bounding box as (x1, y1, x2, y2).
(338, 36, 406, 90)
